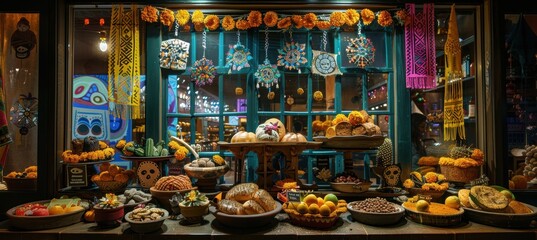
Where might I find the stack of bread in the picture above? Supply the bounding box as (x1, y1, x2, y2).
(322, 110, 381, 138)
(217, 183, 277, 215)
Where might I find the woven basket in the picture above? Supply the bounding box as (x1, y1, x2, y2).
(93, 180, 128, 193)
(284, 209, 340, 229)
(440, 165, 481, 183)
(406, 188, 446, 202)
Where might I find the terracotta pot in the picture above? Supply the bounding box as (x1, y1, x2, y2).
(179, 201, 209, 223)
(93, 204, 124, 227)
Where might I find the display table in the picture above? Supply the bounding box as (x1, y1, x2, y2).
(218, 142, 322, 189)
(0, 212, 535, 240)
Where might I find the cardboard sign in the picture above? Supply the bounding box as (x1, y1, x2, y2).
(66, 165, 87, 187)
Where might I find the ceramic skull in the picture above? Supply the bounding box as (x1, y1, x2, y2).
(383, 164, 401, 187)
(137, 161, 160, 188)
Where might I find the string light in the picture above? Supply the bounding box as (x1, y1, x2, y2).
(98, 31, 108, 52)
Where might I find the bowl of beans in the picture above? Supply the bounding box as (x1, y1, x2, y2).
(347, 197, 405, 226)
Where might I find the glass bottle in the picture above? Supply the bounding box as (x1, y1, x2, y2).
(468, 97, 476, 118)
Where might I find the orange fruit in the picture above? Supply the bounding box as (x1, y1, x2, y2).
(317, 197, 325, 206)
(324, 201, 337, 212)
(48, 205, 65, 215)
(65, 206, 84, 213)
(303, 194, 318, 206)
(84, 209, 95, 222)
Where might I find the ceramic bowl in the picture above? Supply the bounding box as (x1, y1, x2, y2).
(93, 204, 124, 227)
(183, 163, 230, 179)
(6, 200, 85, 230)
(210, 202, 282, 228)
(125, 208, 169, 233)
(150, 187, 197, 212)
(347, 201, 405, 226)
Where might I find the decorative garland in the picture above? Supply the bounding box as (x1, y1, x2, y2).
(140, 6, 409, 32)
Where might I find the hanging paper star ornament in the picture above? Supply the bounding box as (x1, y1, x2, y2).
(312, 50, 342, 77)
(346, 35, 376, 68)
(255, 59, 281, 89)
(191, 57, 217, 86)
(277, 41, 308, 72)
(10, 92, 38, 135)
(225, 43, 252, 73)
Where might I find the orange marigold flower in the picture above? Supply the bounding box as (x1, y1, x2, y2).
(248, 10, 262, 28)
(302, 13, 318, 30)
(361, 8, 375, 25)
(316, 20, 331, 31)
(160, 9, 175, 30)
(204, 15, 220, 31)
(345, 9, 360, 26)
(329, 12, 346, 28)
(277, 17, 292, 30)
(175, 9, 190, 26)
(377, 10, 393, 27)
(141, 5, 158, 23)
(263, 11, 278, 27)
(192, 10, 204, 24)
(222, 15, 235, 31)
(194, 23, 205, 32)
(236, 19, 250, 30)
(395, 9, 410, 26)
(292, 15, 303, 29)
(182, 24, 191, 32)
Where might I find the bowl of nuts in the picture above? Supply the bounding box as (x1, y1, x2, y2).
(347, 197, 405, 226)
(124, 206, 168, 233)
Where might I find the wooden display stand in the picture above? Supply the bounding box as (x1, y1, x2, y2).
(218, 142, 322, 189)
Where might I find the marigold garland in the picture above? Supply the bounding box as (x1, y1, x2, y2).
(194, 23, 205, 32)
(292, 15, 303, 29)
(377, 10, 393, 27)
(176, 9, 190, 26)
(192, 10, 204, 24)
(263, 11, 278, 27)
(160, 9, 175, 29)
(303, 13, 318, 30)
(248, 11, 263, 28)
(361, 8, 375, 25)
(395, 9, 409, 26)
(277, 17, 292, 30)
(182, 24, 191, 32)
(316, 21, 331, 31)
(330, 11, 347, 28)
(141, 5, 158, 23)
(222, 15, 235, 31)
(236, 19, 250, 30)
(204, 15, 220, 31)
(345, 9, 360, 26)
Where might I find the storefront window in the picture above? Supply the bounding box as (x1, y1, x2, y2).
(0, 13, 39, 191)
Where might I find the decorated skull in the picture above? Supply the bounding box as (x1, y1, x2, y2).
(382, 164, 401, 187)
(137, 161, 161, 188)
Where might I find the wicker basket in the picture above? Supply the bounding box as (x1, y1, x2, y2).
(284, 209, 341, 229)
(93, 180, 128, 193)
(440, 165, 481, 183)
(3, 177, 37, 191)
(406, 188, 446, 202)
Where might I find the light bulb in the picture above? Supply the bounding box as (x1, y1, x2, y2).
(99, 39, 108, 52)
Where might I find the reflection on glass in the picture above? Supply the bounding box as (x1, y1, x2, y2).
(258, 86, 281, 112)
(224, 74, 247, 113)
(284, 74, 307, 111)
(311, 75, 327, 111)
(342, 74, 363, 111)
(366, 73, 389, 111)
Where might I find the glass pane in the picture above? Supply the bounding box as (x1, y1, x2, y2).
(342, 74, 363, 111)
(504, 14, 537, 188)
(366, 73, 388, 111)
(258, 85, 282, 112)
(284, 115, 308, 135)
(257, 31, 280, 63)
(284, 74, 307, 111)
(193, 117, 219, 151)
(195, 31, 219, 63)
(175, 117, 192, 142)
(0, 13, 39, 190)
(341, 31, 386, 68)
(311, 75, 328, 111)
(194, 79, 220, 114)
(223, 74, 247, 113)
(170, 75, 191, 114)
(311, 31, 334, 53)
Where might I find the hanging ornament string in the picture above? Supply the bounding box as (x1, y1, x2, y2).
(346, 21, 376, 68)
(277, 28, 307, 73)
(191, 29, 217, 86)
(255, 26, 281, 94)
(322, 30, 328, 52)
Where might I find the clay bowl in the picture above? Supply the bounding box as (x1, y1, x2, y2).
(183, 163, 230, 179)
(6, 200, 85, 230)
(347, 201, 405, 226)
(150, 187, 197, 212)
(124, 208, 169, 233)
(209, 202, 282, 228)
(93, 204, 125, 227)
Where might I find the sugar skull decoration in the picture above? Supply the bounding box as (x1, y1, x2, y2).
(277, 41, 308, 73)
(160, 38, 190, 70)
(10, 17, 37, 59)
(255, 122, 280, 142)
(137, 161, 161, 188)
(9, 92, 38, 135)
(382, 164, 402, 187)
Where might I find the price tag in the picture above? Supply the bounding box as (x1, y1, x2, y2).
(286, 191, 302, 202)
(66, 165, 87, 187)
(470, 175, 489, 186)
